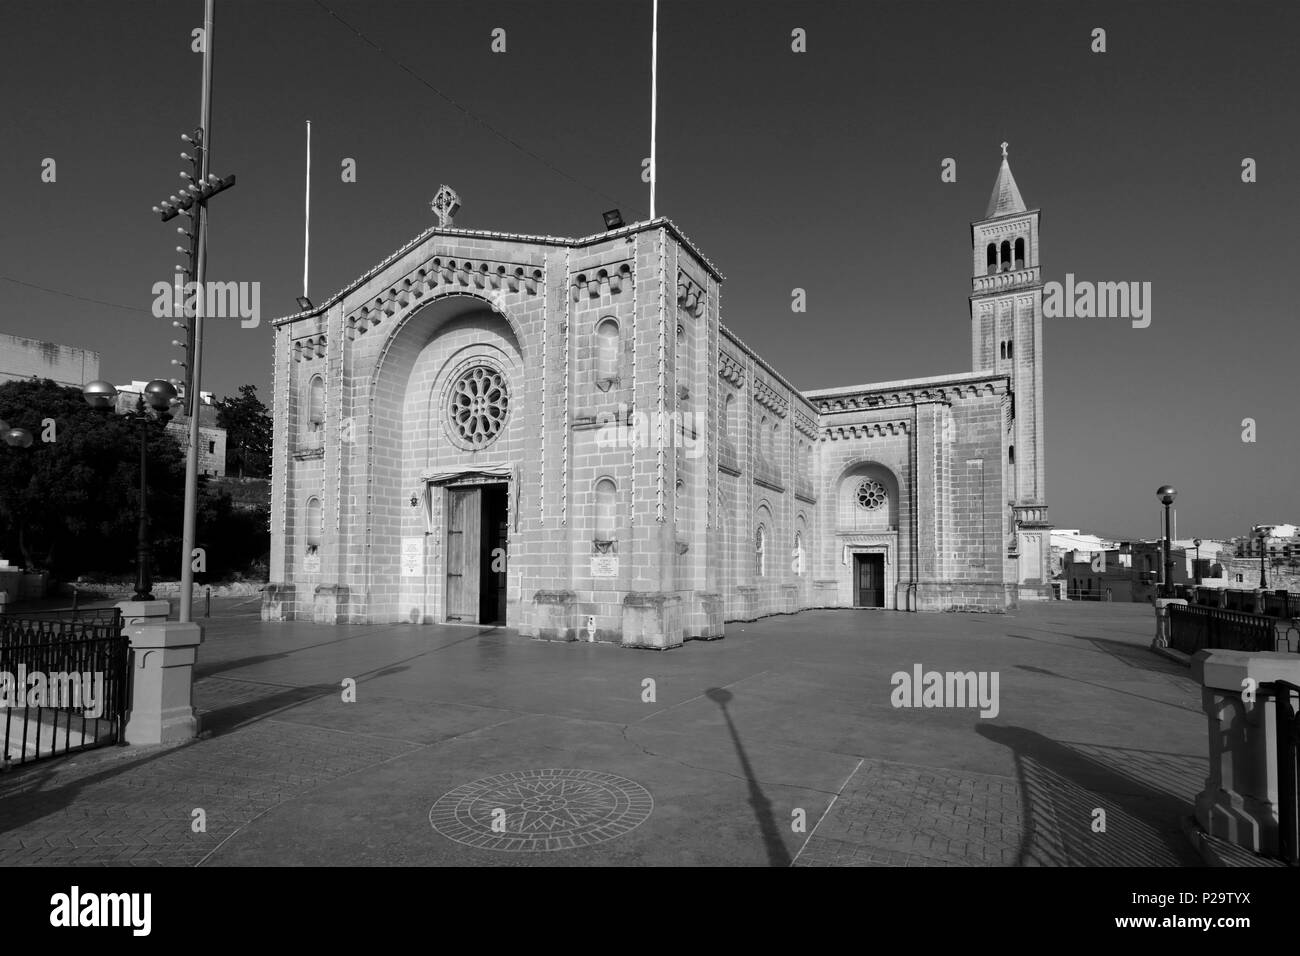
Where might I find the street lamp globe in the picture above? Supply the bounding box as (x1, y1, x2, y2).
(82, 380, 119, 410)
(143, 379, 179, 412)
(1156, 485, 1177, 506)
(3, 427, 33, 448)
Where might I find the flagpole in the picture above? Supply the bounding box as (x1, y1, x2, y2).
(649, 0, 658, 219)
(303, 119, 311, 299)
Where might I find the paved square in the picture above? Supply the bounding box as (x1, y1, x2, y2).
(0, 601, 1208, 866)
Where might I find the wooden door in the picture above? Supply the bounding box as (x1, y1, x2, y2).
(445, 487, 482, 622)
(856, 554, 884, 608)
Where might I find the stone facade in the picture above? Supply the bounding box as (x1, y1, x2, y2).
(0, 334, 100, 388)
(263, 153, 1052, 640)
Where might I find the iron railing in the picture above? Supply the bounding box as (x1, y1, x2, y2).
(1167, 604, 1283, 655)
(0, 608, 130, 766)
(1262, 680, 1300, 867)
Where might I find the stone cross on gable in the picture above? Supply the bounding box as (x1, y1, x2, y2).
(431, 184, 461, 227)
(1001, 141, 1009, 159)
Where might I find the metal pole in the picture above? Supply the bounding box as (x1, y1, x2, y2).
(1163, 502, 1173, 598)
(180, 0, 215, 624)
(135, 420, 152, 601)
(649, 0, 658, 219)
(303, 119, 310, 299)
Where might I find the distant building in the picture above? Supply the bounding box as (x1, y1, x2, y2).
(0, 333, 99, 388)
(113, 379, 227, 477)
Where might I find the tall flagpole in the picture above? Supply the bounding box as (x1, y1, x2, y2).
(650, 0, 658, 219)
(179, 0, 215, 624)
(303, 120, 311, 299)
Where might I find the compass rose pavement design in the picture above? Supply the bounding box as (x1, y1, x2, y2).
(429, 769, 654, 851)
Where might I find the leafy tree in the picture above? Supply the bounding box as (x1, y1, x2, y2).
(215, 384, 271, 478)
(0, 378, 186, 578)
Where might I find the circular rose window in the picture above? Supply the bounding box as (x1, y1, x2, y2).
(448, 365, 509, 448)
(855, 478, 887, 511)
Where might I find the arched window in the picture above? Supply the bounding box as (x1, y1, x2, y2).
(308, 375, 325, 433)
(306, 497, 322, 555)
(999, 241, 1011, 272)
(595, 478, 617, 542)
(1008, 445, 1015, 465)
(595, 318, 619, 386)
(793, 531, 804, 576)
(1007, 340, 1013, 360)
(759, 414, 769, 459)
(723, 393, 736, 446)
(986, 243, 997, 274)
(755, 526, 767, 577)
(999, 341, 1006, 360)
(1014, 237, 1025, 269)
(772, 422, 780, 467)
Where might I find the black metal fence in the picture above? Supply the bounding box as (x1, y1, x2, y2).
(0, 607, 130, 766)
(1263, 680, 1300, 867)
(1167, 604, 1284, 655)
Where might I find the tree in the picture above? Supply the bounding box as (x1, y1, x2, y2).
(215, 384, 271, 478)
(0, 378, 186, 578)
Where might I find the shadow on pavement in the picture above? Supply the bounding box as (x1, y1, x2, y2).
(978, 724, 1202, 866)
(706, 687, 792, 867)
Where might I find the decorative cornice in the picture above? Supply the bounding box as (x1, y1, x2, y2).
(571, 262, 633, 302)
(754, 378, 788, 418)
(272, 216, 723, 327)
(345, 256, 543, 341)
(677, 269, 705, 318)
(792, 409, 817, 439)
(971, 267, 1041, 296)
(718, 349, 744, 387)
(293, 334, 326, 361)
(821, 420, 911, 441)
(814, 381, 1004, 413)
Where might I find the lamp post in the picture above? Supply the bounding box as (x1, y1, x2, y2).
(1257, 528, 1269, 590)
(1157, 485, 1177, 598)
(83, 380, 178, 601)
(1193, 537, 1202, 585)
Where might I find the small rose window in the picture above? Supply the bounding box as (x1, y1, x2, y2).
(855, 478, 887, 511)
(448, 365, 509, 447)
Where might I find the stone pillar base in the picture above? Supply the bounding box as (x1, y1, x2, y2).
(1192, 648, 1300, 857)
(684, 592, 724, 640)
(622, 592, 683, 650)
(1152, 597, 1187, 649)
(123, 620, 204, 746)
(313, 584, 350, 624)
(116, 599, 171, 627)
(261, 583, 296, 621)
(529, 590, 579, 641)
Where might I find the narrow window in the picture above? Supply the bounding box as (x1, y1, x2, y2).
(308, 375, 325, 433)
(793, 532, 804, 576)
(596, 318, 619, 386)
(755, 526, 767, 577)
(999, 342, 1006, 360)
(1014, 237, 1025, 269)
(306, 497, 322, 555)
(986, 243, 997, 274)
(595, 478, 617, 541)
(999, 241, 1011, 272)
(1008, 445, 1015, 465)
(1007, 340, 1013, 360)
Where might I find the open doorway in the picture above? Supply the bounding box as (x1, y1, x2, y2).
(444, 483, 509, 625)
(854, 553, 885, 608)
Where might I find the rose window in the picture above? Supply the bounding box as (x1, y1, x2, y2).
(448, 365, 509, 447)
(855, 478, 887, 511)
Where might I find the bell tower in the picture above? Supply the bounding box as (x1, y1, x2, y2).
(969, 144, 1050, 593)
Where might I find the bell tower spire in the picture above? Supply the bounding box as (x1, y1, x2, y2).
(969, 144, 1050, 596)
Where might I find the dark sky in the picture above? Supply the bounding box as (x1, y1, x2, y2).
(2, 0, 1296, 539)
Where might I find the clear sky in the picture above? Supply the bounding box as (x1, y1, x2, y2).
(1, 0, 1296, 539)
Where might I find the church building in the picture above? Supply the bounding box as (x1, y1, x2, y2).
(262, 149, 1052, 646)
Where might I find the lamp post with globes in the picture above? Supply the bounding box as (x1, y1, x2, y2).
(82, 380, 178, 601)
(1193, 537, 1202, 585)
(1157, 485, 1177, 598)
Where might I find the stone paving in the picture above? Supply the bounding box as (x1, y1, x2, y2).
(0, 601, 1213, 866)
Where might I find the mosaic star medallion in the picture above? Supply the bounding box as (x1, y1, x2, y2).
(429, 769, 654, 851)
